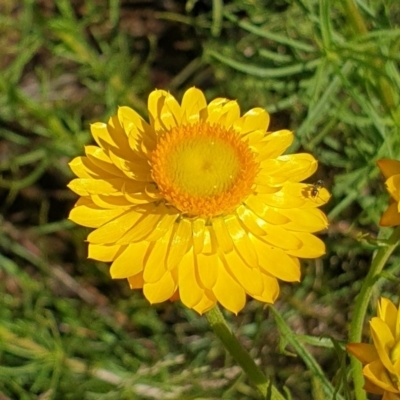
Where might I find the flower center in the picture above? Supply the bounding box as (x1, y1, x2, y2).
(151, 122, 258, 217)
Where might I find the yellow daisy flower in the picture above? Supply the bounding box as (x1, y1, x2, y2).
(377, 159, 400, 226)
(68, 87, 330, 314)
(347, 298, 400, 400)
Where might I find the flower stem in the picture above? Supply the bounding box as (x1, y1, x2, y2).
(205, 306, 285, 400)
(348, 226, 400, 400)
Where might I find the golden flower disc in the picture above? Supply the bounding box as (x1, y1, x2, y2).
(151, 121, 258, 217)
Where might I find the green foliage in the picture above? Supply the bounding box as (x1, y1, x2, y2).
(1, 0, 400, 398)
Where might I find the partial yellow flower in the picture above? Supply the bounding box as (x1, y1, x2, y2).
(377, 159, 400, 226)
(347, 297, 400, 400)
(68, 87, 330, 314)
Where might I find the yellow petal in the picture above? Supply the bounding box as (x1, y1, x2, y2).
(166, 219, 192, 269)
(245, 197, 290, 224)
(117, 106, 152, 145)
(363, 377, 385, 395)
(346, 343, 379, 364)
(363, 360, 397, 393)
(143, 226, 173, 283)
(221, 251, 263, 296)
(212, 217, 233, 253)
(285, 232, 326, 258)
(378, 298, 398, 337)
(377, 159, 400, 180)
(202, 226, 218, 255)
(90, 122, 116, 149)
(251, 234, 301, 282)
(178, 250, 204, 308)
(234, 107, 270, 135)
(143, 271, 177, 304)
(259, 153, 318, 183)
(87, 208, 143, 244)
(255, 129, 293, 159)
(196, 252, 219, 289)
(127, 272, 144, 289)
(85, 145, 126, 177)
(256, 184, 307, 208)
(192, 290, 216, 314)
(67, 178, 124, 196)
(279, 208, 329, 232)
(192, 218, 206, 254)
(88, 243, 124, 262)
(146, 210, 179, 242)
(370, 317, 396, 374)
(386, 175, 400, 202)
(110, 241, 149, 279)
(181, 87, 207, 124)
(206, 99, 240, 127)
(212, 263, 246, 314)
(148, 89, 169, 130)
(254, 221, 302, 250)
(382, 390, 400, 399)
(116, 212, 163, 245)
(68, 157, 101, 179)
(106, 114, 131, 149)
(252, 273, 279, 304)
(91, 194, 133, 209)
(69, 200, 127, 228)
(235, 205, 267, 237)
(107, 148, 151, 181)
(380, 202, 400, 227)
(158, 92, 182, 129)
(224, 215, 258, 267)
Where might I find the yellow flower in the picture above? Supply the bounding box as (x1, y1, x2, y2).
(347, 298, 400, 400)
(377, 159, 400, 226)
(68, 87, 330, 314)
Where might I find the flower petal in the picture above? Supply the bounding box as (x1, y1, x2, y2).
(346, 343, 379, 364)
(88, 243, 125, 262)
(252, 273, 280, 303)
(127, 272, 144, 289)
(378, 298, 398, 337)
(69, 198, 128, 228)
(181, 87, 207, 124)
(386, 175, 400, 202)
(370, 317, 396, 374)
(196, 252, 219, 289)
(234, 107, 270, 135)
(110, 241, 150, 279)
(251, 234, 301, 282)
(87, 208, 144, 244)
(221, 250, 263, 296)
(380, 202, 400, 227)
(363, 360, 398, 393)
(143, 271, 177, 304)
(254, 130, 293, 159)
(285, 232, 326, 258)
(179, 250, 204, 308)
(213, 262, 246, 314)
(377, 159, 400, 180)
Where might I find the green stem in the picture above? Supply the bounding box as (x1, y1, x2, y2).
(205, 306, 285, 400)
(348, 226, 400, 400)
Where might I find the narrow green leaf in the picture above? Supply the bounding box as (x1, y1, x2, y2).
(270, 307, 345, 400)
(207, 50, 320, 78)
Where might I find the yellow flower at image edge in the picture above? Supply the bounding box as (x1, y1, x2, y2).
(347, 298, 400, 400)
(377, 159, 400, 226)
(68, 87, 330, 314)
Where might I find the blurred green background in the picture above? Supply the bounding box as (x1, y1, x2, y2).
(0, 0, 399, 398)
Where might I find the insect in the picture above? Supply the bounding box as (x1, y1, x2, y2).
(311, 180, 324, 198)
